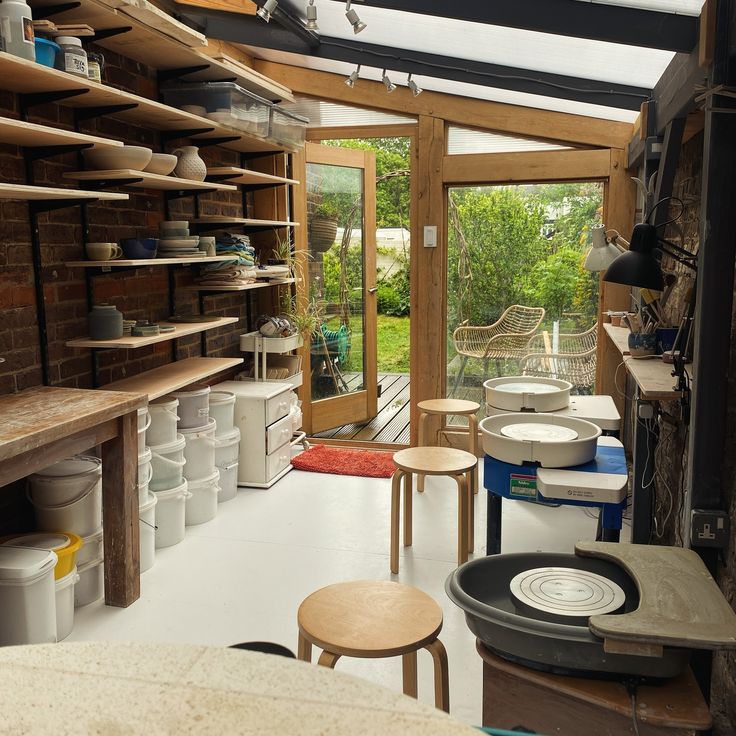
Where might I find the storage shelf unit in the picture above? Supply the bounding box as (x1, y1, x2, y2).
(0, 116, 122, 149)
(66, 316, 239, 349)
(207, 167, 299, 188)
(63, 169, 238, 192)
(65, 255, 238, 268)
(0, 183, 129, 201)
(190, 216, 300, 229)
(104, 357, 244, 400)
(187, 277, 294, 292)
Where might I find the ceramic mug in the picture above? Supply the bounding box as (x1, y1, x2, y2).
(86, 242, 123, 261)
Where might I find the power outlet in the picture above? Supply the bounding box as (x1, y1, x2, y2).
(690, 509, 730, 549)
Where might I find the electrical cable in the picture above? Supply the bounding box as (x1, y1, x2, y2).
(646, 195, 684, 229)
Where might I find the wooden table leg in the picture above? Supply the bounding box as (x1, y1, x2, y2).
(417, 411, 429, 492)
(402, 651, 418, 698)
(317, 650, 342, 668)
(297, 632, 312, 662)
(468, 414, 479, 495)
(425, 639, 450, 713)
(403, 471, 413, 547)
(467, 468, 475, 553)
(100, 410, 140, 608)
(390, 469, 403, 574)
(454, 474, 469, 566)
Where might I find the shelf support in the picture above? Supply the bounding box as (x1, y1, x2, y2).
(164, 188, 219, 201)
(89, 26, 133, 43)
(35, 1, 81, 17)
(191, 136, 241, 149)
(157, 64, 212, 83)
(160, 127, 215, 144)
(22, 143, 93, 164)
(19, 88, 89, 115)
(74, 103, 139, 123)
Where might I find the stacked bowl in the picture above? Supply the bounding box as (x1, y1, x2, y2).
(158, 221, 204, 259)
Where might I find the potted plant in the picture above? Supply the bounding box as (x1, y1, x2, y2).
(309, 201, 339, 253)
(268, 233, 292, 267)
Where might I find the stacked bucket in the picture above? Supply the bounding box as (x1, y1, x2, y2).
(137, 407, 157, 572)
(174, 385, 220, 525)
(210, 391, 240, 503)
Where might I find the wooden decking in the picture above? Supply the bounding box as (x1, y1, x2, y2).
(312, 373, 411, 444)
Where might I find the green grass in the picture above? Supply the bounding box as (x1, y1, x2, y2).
(377, 315, 410, 373)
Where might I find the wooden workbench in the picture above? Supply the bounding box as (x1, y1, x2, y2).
(0, 386, 147, 607)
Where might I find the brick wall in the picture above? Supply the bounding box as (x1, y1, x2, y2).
(0, 46, 275, 394)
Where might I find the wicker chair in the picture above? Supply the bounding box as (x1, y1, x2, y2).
(451, 305, 545, 392)
(519, 324, 598, 393)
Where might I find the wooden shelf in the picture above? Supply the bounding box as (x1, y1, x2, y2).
(0, 183, 128, 201)
(65, 255, 238, 268)
(190, 216, 300, 229)
(66, 316, 239, 349)
(206, 167, 299, 187)
(603, 323, 631, 355)
(188, 277, 294, 292)
(63, 169, 237, 192)
(104, 356, 244, 399)
(0, 52, 289, 154)
(0, 116, 121, 149)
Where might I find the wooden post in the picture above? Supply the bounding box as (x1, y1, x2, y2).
(410, 116, 446, 444)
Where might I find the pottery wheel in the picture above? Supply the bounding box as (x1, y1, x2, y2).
(496, 382, 559, 394)
(510, 567, 626, 618)
(500, 423, 578, 442)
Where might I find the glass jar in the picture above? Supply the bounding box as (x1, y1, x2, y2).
(87, 50, 104, 83)
(55, 36, 88, 78)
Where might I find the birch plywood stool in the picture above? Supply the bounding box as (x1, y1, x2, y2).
(417, 399, 480, 496)
(391, 447, 477, 574)
(297, 580, 450, 712)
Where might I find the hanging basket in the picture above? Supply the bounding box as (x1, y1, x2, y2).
(309, 216, 338, 253)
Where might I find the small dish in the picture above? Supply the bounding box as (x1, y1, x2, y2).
(159, 325, 176, 333)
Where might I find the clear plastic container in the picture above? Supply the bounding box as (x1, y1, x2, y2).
(269, 106, 308, 148)
(161, 82, 270, 137)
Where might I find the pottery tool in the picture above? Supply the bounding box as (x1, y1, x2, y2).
(33, 20, 57, 33)
(659, 272, 679, 311)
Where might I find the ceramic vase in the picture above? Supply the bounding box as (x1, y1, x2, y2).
(172, 146, 207, 182)
(88, 304, 123, 340)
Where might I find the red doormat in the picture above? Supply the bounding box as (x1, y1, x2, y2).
(291, 445, 396, 478)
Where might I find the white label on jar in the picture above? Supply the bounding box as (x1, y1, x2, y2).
(1, 17, 11, 44)
(197, 407, 209, 416)
(88, 61, 101, 82)
(65, 52, 88, 76)
(22, 16, 33, 44)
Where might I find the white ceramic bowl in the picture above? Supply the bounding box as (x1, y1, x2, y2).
(144, 153, 177, 176)
(82, 145, 153, 171)
(181, 104, 207, 116)
(160, 221, 189, 230)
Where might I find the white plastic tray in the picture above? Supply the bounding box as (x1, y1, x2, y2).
(484, 376, 571, 412)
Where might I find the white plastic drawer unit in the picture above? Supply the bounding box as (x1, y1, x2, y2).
(211, 380, 295, 489)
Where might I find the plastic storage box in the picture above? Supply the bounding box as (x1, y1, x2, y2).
(269, 106, 309, 148)
(161, 82, 270, 137)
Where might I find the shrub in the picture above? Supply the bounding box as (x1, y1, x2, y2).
(377, 284, 409, 316)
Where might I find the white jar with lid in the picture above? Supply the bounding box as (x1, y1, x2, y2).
(55, 35, 88, 78)
(0, 0, 35, 61)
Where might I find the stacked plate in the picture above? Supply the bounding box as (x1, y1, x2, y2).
(158, 222, 203, 258)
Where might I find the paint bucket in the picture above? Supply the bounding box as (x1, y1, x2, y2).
(153, 481, 191, 549)
(76, 528, 103, 570)
(149, 434, 186, 491)
(185, 469, 220, 526)
(137, 407, 151, 455)
(138, 446, 153, 504)
(209, 391, 235, 436)
(180, 418, 217, 482)
(215, 428, 240, 503)
(28, 456, 102, 537)
(75, 557, 103, 607)
(172, 384, 210, 429)
(139, 491, 157, 573)
(0, 546, 58, 645)
(147, 396, 179, 446)
(55, 566, 79, 641)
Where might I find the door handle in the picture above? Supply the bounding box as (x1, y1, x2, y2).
(368, 287, 378, 294)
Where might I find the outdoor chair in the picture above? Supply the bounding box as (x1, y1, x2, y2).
(451, 305, 545, 393)
(519, 324, 598, 393)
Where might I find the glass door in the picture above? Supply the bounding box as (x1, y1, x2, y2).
(302, 143, 377, 435)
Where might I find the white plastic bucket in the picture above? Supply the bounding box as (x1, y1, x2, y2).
(139, 491, 157, 573)
(75, 557, 103, 608)
(138, 446, 153, 505)
(76, 528, 103, 569)
(0, 546, 58, 645)
(209, 391, 236, 436)
(148, 396, 179, 446)
(172, 384, 210, 429)
(185, 469, 220, 526)
(137, 407, 151, 455)
(181, 418, 217, 482)
(153, 481, 191, 549)
(149, 434, 186, 491)
(28, 456, 102, 538)
(217, 461, 238, 503)
(55, 566, 79, 641)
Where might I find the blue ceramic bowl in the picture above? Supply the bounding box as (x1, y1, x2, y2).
(655, 327, 679, 354)
(628, 331, 657, 357)
(120, 238, 158, 260)
(35, 38, 60, 68)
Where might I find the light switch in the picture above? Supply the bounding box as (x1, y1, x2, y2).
(423, 225, 437, 248)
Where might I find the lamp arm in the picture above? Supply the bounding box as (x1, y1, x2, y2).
(605, 229, 628, 251)
(658, 238, 698, 270)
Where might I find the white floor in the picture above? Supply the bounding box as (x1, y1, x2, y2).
(70, 463, 626, 727)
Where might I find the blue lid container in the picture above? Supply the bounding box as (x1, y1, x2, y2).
(35, 38, 61, 68)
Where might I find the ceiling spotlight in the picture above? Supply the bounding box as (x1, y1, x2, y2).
(257, 0, 278, 22)
(382, 68, 396, 93)
(407, 73, 422, 97)
(345, 0, 367, 34)
(345, 64, 360, 88)
(305, 0, 318, 30)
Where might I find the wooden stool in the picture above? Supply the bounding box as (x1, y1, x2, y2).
(391, 447, 477, 574)
(477, 643, 712, 735)
(417, 399, 480, 496)
(297, 580, 450, 712)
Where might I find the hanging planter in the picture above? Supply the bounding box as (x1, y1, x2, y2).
(309, 216, 338, 253)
